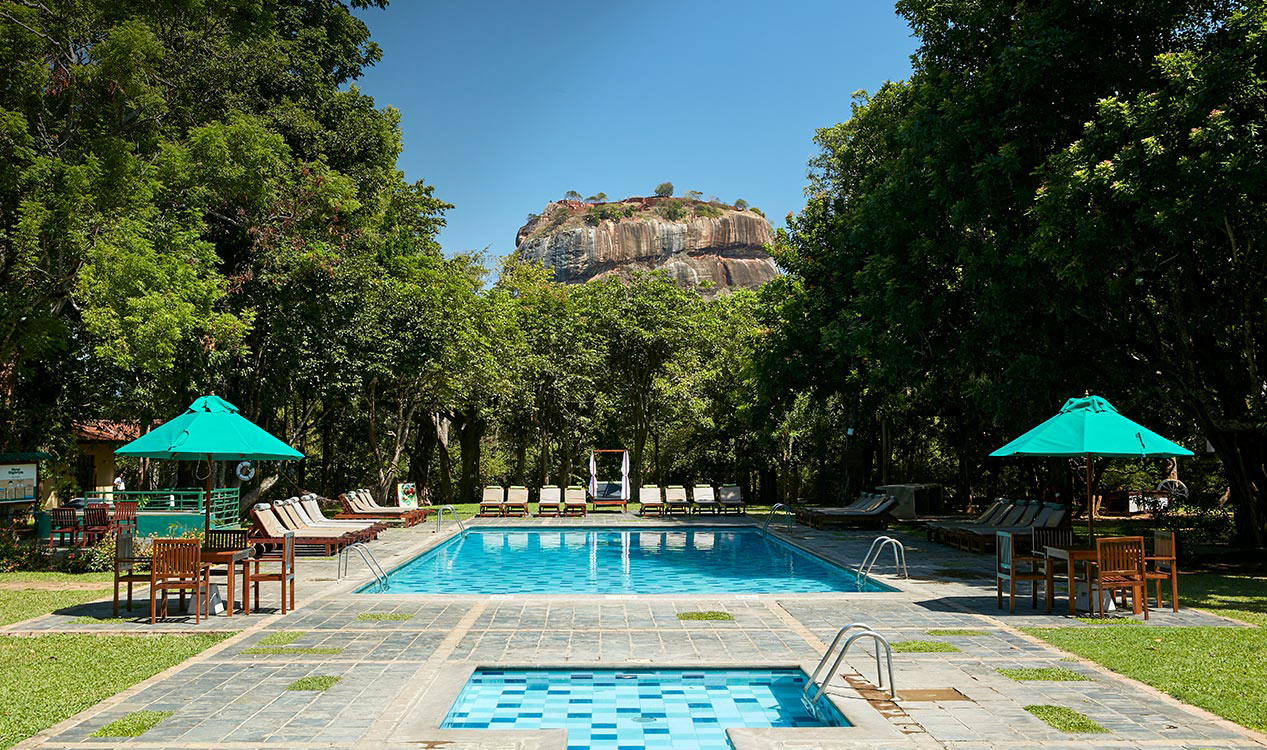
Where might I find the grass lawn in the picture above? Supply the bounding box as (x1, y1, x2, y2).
(0, 633, 229, 748)
(0, 572, 115, 628)
(1024, 571, 1267, 733)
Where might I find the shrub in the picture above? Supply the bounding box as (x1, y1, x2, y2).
(749, 206, 765, 217)
(654, 181, 673, 197)
(683, 190, 702, 201)
(694, 203, 723, 218)
(0, 531, 49, 572)
(657, 200, 686, 221)
(734, 198, 748, 210)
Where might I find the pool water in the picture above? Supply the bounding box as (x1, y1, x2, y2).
(442, 668, 849, 750)
(366, 527, 893, 594)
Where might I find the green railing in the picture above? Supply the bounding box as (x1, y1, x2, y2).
(82, 488, 241, 529)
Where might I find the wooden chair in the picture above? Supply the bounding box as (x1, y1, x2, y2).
(112, 501, 139, 534)
(205, 529, 249, 613)
(49, 507, 81, 548)
(1144, 530, 1178, 612)
(112, 530, 151, 616)
(150, 539, 212, 624)
(252, 531, 295, 614)
(1032, 527, 1076, 558)
(83, 503, 112, 545)
(1091, 536, 1148, 620)
(996, 531, 1045, 613)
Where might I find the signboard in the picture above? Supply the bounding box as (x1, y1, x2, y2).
(0, 463, 37, 502)
(396, 482, 418, 509)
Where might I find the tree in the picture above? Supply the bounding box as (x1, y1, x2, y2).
(564, 190, 583, 201)
(684, 190, 703, 201)
(734, 198, 748, 210)
(654, 182, 674, 197)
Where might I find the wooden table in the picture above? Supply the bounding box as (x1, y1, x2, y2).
(202, 548, 253, 616)
(1044, 545, 1098, 614)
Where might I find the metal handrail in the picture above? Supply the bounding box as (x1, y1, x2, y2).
(809, 630, 897, 703)
(762, 503, 794, 536)
(338, 542, 388, 589)
(434, 505, 467, 536)
(858, 536, 908, 582)
(805, 623, 877, 700)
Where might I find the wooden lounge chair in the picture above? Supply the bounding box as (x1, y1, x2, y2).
(926, 498, 1010, 540)
(111, 500, 139, 534)
(537, 486, 563, 516)
(1090, 536, 1148, 619)
(1144, 530, 1178, 612)
(285, 497, 382, 537)
(562, 486, 588, 517)
(504, 487, 530, 517)
(796, 492, 881, 526)
(959, 502, 1065, 552)
(346, 489, 428, 526)
(996, 531, 1045, 613)
(252, 530, 295, 614)
(638, 486, 665, 516)
(299, 496, 385, 534)
(802, 495, 897, 529)
(945, 499, 1034, 549)
(691, 485, 721, 514)
(718, 485, 746, 514)
(478, 486, 505, 517)
(83, 503, 112, 545)
(590, 481, 627, 513)
(112, 530, 150, 617)
(49, 507, 81, 548)
(249, 503, 348, 555)
(150, 539, 212, 624)
(663, 486, 690, 515)
(273, 499, 372, 544)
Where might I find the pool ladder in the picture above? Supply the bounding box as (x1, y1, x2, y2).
(338, 542, 389, 589)
(762, 503, 794, 536)
(804, 623, 897, 703)
(857, 536, 908, 583)
(434, 504, 467, 537)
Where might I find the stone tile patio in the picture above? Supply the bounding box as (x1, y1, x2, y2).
(12, 516, 1266, 750)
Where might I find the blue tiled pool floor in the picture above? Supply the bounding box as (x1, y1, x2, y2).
(442, 668, 848, 750)
(366, 527, 894, 594)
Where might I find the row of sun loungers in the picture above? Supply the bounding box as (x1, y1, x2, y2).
(796, 492, 897, 529)
(337, 489, 429, 526)
(249, 496, 385, 555)
(477, 485, 748, 517)
(926, 498, 1067, 552)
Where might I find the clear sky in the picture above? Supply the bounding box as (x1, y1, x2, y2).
(351, 2, 916, 261)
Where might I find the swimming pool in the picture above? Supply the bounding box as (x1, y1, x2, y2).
(364, 526, 894, 594)
(442, 668, 849, 750)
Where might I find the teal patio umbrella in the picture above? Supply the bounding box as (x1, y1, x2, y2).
(115, 395, 304, 530)
(990, 395, 1193, 536)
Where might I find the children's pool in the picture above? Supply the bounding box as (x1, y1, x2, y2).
(361, 527, 895, 594)
(442, 668, 849, 750)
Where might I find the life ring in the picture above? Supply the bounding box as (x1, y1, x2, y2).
(236, 461, 256, 481)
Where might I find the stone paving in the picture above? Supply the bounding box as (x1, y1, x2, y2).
(11, 515, 1266, 750)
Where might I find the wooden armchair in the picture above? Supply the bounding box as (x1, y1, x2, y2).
(48, 507, 81, 548)
(112, 501, 139, 534)
(1144, 530, 1178, 612)
(252, 531, 295, 614)
(112, 530, 151, 616)
(149, 539, 212, 624)
(996, 531, 1045, 613)
(83, 504, 112, 545)
(1091, 536, 1148, 620)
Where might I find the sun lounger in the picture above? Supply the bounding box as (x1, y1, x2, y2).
(590, 480, 627, 512)
(537, 486, 563, 516)
(286, 497, 383, 537)
(354, 488, 430, 523)
(800, 495, 897, 529)
(664, 486, 690, 515)
(274, 499, 374, 543)
(504, 487, 530, 517)
(691, 486, 721, 514)
(563, 486, 588, 517)
(300, 496, 385, 532)
(337, 491, 426, 526)
(249, 503, 349, 555)
(718, 485, 746, 514)
(638, 486, 665, 516)
(958, 502, 1068, 552)
(479, 486, 505, 517)
(926, 498, 1011, 540)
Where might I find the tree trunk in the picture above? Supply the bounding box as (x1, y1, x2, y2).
(455, 411, 485, 504)
(433, 413, 453, 503)
(1205, 426, 1266, 548)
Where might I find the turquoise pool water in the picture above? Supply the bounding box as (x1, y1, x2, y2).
(364, 527, 894, 594)
(442, 668, 849, 750)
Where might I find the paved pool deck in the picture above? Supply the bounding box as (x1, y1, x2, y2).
(10, 515, 1266, 750)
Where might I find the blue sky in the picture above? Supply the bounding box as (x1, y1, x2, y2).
(352, 2, 916, 261)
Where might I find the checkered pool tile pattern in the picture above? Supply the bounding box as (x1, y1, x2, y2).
(441, 668, 849, 750)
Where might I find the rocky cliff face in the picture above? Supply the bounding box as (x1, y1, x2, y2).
(515, 197, 778, 293)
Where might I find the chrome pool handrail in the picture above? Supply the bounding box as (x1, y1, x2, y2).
(338, 542, 389, 589)
(435, 504, 467, 537)
(808, 629, 897, 703)
(857, 536, 908, 582)
(762, 503, 794, 536)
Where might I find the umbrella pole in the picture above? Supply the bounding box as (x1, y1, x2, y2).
(205, 454, 213, 532)
(1086, 455, 1095, 539)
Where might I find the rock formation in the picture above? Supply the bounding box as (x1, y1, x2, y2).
(515, 197, 778, 294)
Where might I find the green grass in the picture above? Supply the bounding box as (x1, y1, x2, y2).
(926, 629, 988, 636)
(998, 667, 1091, 681)
(889, 640, 960, 653)
(356, 612, 414, 621)
(256, 631, 304, 646)
(0, 633, 228, 748)
(1073, 615, 1142, 625)
(677, 611, 734, 621)
(90, 710, 173, 738)
(287, 675, 340, 691)
(0, 589, 112, 627)
(1024, 571, 1267, 733)
(71, 615, 129, 624)
(241, 646, 342, 655)
(0, 572, 114, 583)
(1024, 705, 1108, 733)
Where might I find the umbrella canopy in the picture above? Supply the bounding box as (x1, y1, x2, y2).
(989, 395, 1192, 536)
(990, 395, 1193, 459)
(116, 395, 302, 529)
